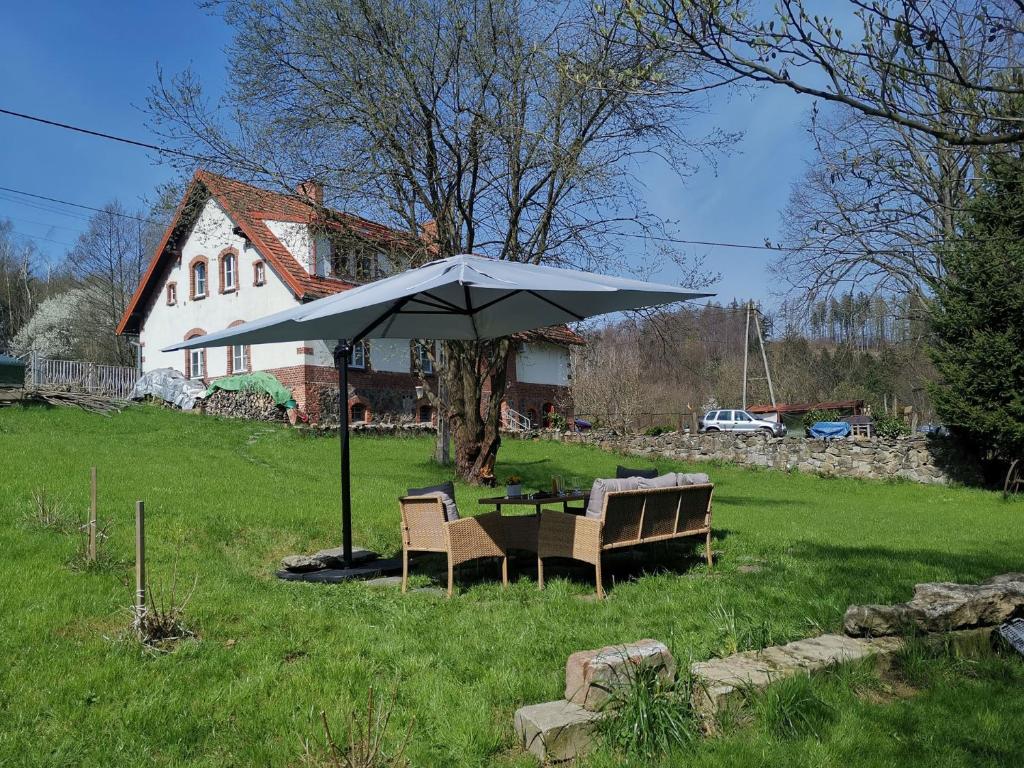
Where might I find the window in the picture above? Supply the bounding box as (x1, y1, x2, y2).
(418, 404, 433, 423)
(735, 411, 752, 422)
(232, 345, 249, 373)
(189, 348, 205, 379)
(349, 341, 367, 369)
(717, 411, 732, 421)
(192, 261, 207, 298)
(253, 261, 266, 286)
(356, 253, 375, 281)
(222, 253, 237, 292)
(414, 341, 434, 374)
(350, 403, 367, 422)
(166, 283, 177, 305)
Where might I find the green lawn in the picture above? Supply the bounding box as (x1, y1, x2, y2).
(0, 405, 1022, 767)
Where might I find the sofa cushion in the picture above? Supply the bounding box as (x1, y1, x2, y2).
(676, 473, 711, 486)
(616, 465, 659, 479)
(407, 481, 460, 521)
(586, 476, 640, 519)
(636, 472, 681, 490)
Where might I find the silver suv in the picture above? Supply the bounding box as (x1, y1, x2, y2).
(700, 409, 787, 437)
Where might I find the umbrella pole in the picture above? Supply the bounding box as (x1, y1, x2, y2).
(333, 340, 353, 569)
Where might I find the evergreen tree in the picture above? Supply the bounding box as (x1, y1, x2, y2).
(929, 150, 1024, 467)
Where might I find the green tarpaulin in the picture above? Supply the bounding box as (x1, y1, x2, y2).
(203, 372, 296, 409)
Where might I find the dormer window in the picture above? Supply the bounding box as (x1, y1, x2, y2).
(166, 283, 177, 306)
(190, 258, 208, 300)
(220, 250, 238, 293)
(253, 261, 266, 286)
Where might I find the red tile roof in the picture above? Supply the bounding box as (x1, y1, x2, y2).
(117, 171, 584, 349)
(118, 170, 419, 335)
(513, 326, 585, 346)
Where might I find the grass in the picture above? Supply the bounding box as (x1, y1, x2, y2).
(0, 404, 1022, 767)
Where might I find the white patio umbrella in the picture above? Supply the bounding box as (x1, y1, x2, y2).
(166, 254, 713, 571)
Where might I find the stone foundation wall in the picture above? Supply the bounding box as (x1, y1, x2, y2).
(550, 430, 976, 485)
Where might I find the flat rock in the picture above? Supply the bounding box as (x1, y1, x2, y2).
(313, 547, 378, 567)
(565, 639, 675, 711)
(690, 634, 900, 724)
(280, 554, 326, 572)
(513, 699, 603, 762)
(844, 573, 1024, 637)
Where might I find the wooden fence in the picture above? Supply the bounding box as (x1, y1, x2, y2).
(26, 352, 138, 399)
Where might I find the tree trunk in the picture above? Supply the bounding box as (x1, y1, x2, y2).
(442, 339, 510, 485)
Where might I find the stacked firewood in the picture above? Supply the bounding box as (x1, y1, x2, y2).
(201, 389, 286, 422)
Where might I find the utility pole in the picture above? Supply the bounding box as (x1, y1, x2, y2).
(753, 308, 777, 410)
(742, 301, 751, 410)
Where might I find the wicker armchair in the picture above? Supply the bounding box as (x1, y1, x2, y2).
(537, 483, 714, 599)
(399, 495, 508, 597)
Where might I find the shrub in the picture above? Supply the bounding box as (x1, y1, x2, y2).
(801, 409, 842, 430)
(132, 569, 197, 652)
(306, 687, 413, 768)
(873, 415, 911, 439)
(644, 425, 674, 437)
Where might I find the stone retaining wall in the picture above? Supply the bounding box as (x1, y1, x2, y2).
(547, 429, 973, 485)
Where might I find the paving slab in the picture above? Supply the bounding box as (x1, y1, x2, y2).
(690, 634, 901, 725)
(513, 699, 603, 762)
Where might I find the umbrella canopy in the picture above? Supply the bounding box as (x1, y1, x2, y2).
(164, 254, 712, 351)
(163, 254, 713, 574)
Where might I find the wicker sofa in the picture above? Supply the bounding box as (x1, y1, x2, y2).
(537, 482, 714, 598)
(399, 495, 508, 597)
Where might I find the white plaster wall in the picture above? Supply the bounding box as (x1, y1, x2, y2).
(139, 199, 302, 377)
(266, 220, 314, 273)
(516, 342, 569, 386)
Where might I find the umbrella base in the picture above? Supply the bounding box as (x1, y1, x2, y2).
(276, 556, 402, 583)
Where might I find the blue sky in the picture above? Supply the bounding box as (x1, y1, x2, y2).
(0, 1, 814, 307)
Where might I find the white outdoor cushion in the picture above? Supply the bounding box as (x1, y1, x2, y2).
(676, 473, 711, 486)
(585, 476, 640, 519)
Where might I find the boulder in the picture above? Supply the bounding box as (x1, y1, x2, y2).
(513, 700, 603, 762)
(844, 574, 1024, 637)
(280, 554, 325, 572)
(564, 639, 675, 711)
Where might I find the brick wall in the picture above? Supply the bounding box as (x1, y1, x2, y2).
(265, 362, 574, 427)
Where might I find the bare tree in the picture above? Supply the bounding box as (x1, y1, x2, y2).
(631, 0, 1024, 146)
(146, 0, 729, 482)
(66, 202, 156, 365)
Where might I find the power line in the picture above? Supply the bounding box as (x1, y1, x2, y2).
(0, 185, 158, 224)
(0, 107, 207, 162)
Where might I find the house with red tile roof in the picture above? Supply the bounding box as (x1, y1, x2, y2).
(117, 170, 582, 425)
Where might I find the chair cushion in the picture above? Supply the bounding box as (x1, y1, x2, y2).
(407, 481, 460, 521)
(636, 472, 681, 490)
(676, 472, 710, 486)
(586, 476, 640, 519)
(616, 465, 659, 479)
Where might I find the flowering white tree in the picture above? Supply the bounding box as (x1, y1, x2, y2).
(12, 289, 92, 359)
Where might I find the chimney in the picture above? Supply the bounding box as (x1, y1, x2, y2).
(296, 179, 323, 206)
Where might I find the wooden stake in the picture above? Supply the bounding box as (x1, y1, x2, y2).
(88, 467, 97, 562)
(135, 501, 145, 615)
